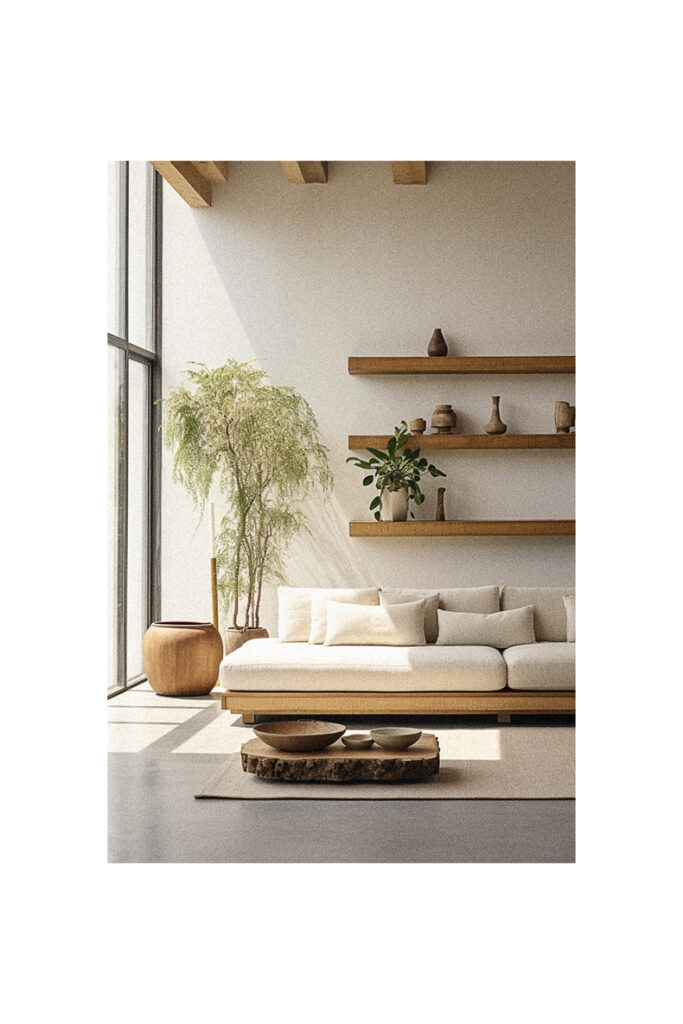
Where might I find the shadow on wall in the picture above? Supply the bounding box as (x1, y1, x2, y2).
(283, 491, 371, 587)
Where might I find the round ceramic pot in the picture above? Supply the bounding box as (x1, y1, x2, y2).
(381, 489, 409, 522)
(431, 403, 457, 433)
(224, 627, 269, 655)
(143, 621, 223, 696)
(555, 401, 576, 433)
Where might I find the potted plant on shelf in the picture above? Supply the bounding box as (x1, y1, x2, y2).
(346, 421, 446, 522)
(163, 359, 333, 653)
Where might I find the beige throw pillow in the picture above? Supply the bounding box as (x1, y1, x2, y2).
(308, 588, 381, 643)
(436, 606, 536, 649)
(278, 587, 379, 642)
(438, 586, 501, 614)
(324, 599, 427, 647)
(501, 586, 574, 641)
(563, 594, 576, 642)
(379, 589, 440, 643)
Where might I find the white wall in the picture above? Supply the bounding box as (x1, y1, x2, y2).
(161, 161, 575, 634)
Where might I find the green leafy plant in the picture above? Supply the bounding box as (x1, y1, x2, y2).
(346, 421, 446, 520)
(163, 360, 333, 631)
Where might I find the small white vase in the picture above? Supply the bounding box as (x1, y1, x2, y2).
(381, 489, 409, 522)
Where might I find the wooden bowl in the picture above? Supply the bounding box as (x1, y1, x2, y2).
(253, 720, 346, 752)
(341, 733, 374, 749)
(370, 727, 422, 750)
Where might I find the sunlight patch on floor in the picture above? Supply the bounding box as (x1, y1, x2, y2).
(108, 690, 218, 710)
(108, 722, 180, 753)
(436, 729, 501, 761)
(172, 714, 246, 754)
(108, 706, 206, 725)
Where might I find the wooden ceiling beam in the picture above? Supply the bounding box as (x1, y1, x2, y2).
(191, 161, 229, 183)
(150, 161, 212, 207)
(281, 161, 328, 184)
(392, 161, 427, 185)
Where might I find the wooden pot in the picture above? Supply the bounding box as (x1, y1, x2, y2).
(555, 401, 576, 433)
(143, 621, 223, 696)
(224, 627, 269, 655)
(431, 403, 457, 433)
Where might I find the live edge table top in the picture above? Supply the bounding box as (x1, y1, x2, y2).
(240, 734, 440, 783)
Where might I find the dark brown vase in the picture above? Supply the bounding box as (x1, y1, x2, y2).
(427, 328, 448, 357)
(436, 487, 446, 521)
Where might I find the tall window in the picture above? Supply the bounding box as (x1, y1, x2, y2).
(108, 162, 162, 694)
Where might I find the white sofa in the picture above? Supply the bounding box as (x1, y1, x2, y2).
(219, 585, 575, 723)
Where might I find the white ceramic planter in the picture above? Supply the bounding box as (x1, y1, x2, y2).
(381, 489, 409, 522)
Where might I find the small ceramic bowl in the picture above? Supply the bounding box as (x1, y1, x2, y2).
(370, 727, 422, 750)
(341, 733, 374, 749)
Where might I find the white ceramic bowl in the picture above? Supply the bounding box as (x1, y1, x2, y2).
(341, 733, 374, 749)
(370, 727, 422, 750)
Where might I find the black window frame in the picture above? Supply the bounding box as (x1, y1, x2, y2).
(108, 162, 162, 697)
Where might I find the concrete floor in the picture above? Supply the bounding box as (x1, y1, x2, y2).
(108, 683, 575, 863)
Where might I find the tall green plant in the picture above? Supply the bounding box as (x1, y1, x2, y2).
(163, 360, 332, 630)
(346, 421, 446, 520)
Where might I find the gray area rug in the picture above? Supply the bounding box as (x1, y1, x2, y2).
(196, 726, 574, 800)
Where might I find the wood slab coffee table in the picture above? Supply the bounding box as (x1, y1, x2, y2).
(240, 733, 440, 783)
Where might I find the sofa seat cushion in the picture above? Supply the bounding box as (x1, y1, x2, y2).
(503, 642, 575, 691)
(220, 638, 506, 692)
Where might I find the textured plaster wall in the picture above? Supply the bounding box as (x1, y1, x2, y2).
(161, 161, 575, 635)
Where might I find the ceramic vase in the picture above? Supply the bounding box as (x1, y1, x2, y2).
(143, 621, 223, 696)
(485, 396, 507, 434)
(427, 328, 448, 357)
(555, 401, 576, 433)
(409, 418, 426, 435)
(431, 404, 457, 433)
(381, 489, 409, 522)
(436, 487, 446, 522)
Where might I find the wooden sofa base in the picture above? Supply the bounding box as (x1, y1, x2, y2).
(221, 690, 575, 725)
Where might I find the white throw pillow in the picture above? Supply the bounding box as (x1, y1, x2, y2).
(436, 606, 536, 648)
(563, 594, 576, 642)
(308, 589, 380, 643)
(278, 587, 379, 642)
(324, 599, 427, 647)
(380, 589, 440, 643)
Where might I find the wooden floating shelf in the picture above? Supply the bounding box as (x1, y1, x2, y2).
(348, 356, 575, 375)
(349, 520, 575, 537)
(349, 433, 575, 450)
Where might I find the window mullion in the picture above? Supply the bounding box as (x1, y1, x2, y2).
(120, 162, 129, 342)
(117, 347, 129, 690)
